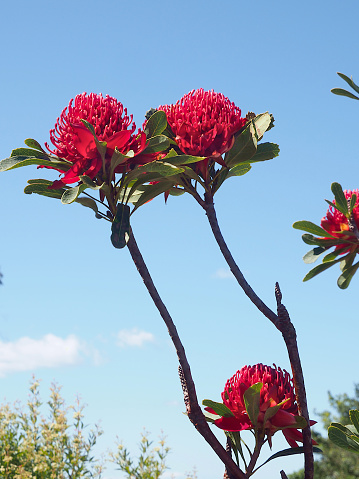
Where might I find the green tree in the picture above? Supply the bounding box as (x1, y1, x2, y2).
(289, 386, 359, 479)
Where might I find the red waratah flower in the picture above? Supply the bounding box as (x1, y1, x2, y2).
(158, 89, 247, 178)
(206, 364, 316, 448)
(45, 93, 148, 188)
(321, 189, 359, 254)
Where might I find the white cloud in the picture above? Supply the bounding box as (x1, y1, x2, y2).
(212, 268, 234, 279)
(0, 334, 95, 377)
(116, 328, 155, 348)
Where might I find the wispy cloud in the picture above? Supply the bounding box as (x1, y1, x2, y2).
(212, 268, 234, 279)
(0, 334, 95, 377)
(116, 328, 155, 348)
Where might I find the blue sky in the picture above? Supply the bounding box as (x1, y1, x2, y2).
(1, 0, 359, 477)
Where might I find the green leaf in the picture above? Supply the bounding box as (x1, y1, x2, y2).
(165, 154, 206, 166)
(75, 197, 99, 215)
(128, 161, 184, 181)
(323, 249, 343, 263)
(349, 194, 357, 215)
(61, 184, 88, 204)
(224, 123, 257, 168)
(350, 410, 359, 434)
(141, 135, 170, 154)
(0, 156, 70, 173)
(328, 425, 359, 451)
(243, 383, 262, 427)
(337, 262, 359, 289)
(337, 72, 359, 94)
(303, 247, 328, 264)
(248, 142, 280, 163)
(79, 175, 102, 189)
(24, 138, 46, 152)
(168, 187, 185, 196)
(331, 88, 359, 100)
(331, 182, 349, 216)
(252, 112, 272, 140)
(131, 180, 177, 213)
(111, 204, 131, 249)
(144, 111, 167, 138)
(228, 164, 252, 178)
(24, 182, 65, 199)
(293, 221, 332, 237)
(303, 258, 342, 282)
(202, 400, 234, 418)
(301, 233, 350, 247)
(259, 446, 323, 468)
(11, 148, 48, 160)
(340, 251, 356, 271)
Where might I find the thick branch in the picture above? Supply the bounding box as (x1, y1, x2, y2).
(127, 231, 246, 479)
(275, 283, 314, 479)
(204, 194, 278, 326)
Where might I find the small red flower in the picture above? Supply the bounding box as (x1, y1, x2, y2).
(45, 93, 148, 188)
(321, 189, 359, 254)
(206, 364, 316, 448)
(158, 89, 247, 178)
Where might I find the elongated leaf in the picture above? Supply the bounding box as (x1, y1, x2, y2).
(248, 142, 280, 163)
(111, 204, 130, 249)
(202, 400, 234, 418)
(128, 161, 184, 182)
(61, 184, 88, 204)
(243, 383, 262, 427)
(144, 110, 167, 138)
(165, 154, 206, 166)
(337, 261, 359, 289)
(24, 182, 65, 199)
(11, 148, 48, 160)
(349, 194, 358, 215)
(131, 181, 177, 213)
(141, 135, 169, 154)
(331, 88, 359, 100)
(224, 123, 257, 168)
(259, 447, 322, 468)
(0, 156, 70, 172)
(350, 410, 359, 434)
(303, 258, 342, 282)
(27, 179, 53, 185)
(331, 182, 349, 216)
(337, 72, 359, 94)
(212, 169, 229, 193)
(293, 221, 332, 237)
(75, 196, 99, 214)
(79, 175, 102, 189)
(228, 164, 252, 178)
(24, 138, 46, 152)
(323, 249, 343, 263)
(303, 246, 327, 264)
(302, 233, 350, 247)
(340, 251, 356, 272)
(168, 187, 185, 196)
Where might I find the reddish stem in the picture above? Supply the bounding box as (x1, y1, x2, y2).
(127, 230, 246, 479)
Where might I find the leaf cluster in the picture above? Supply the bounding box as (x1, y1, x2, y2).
(331, 72, 359, 101)
(0, 378, 104, 479)
(293, 182, 359, 288)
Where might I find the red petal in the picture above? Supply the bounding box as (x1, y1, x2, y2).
(270, 409, 297, 428)
(214, 416, 252, 432)
(72, 124, 98, 158)
(106, 130, 132, 154)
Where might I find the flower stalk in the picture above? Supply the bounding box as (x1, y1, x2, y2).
(126, 230, 246, 479)
(203, 193, 314, 479)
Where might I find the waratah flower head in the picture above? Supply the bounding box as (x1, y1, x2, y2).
(45, 93, 147, 187)
(158, 89, 247, 176)
(208, 364, 315, 448)
(321, 189, 359, 253)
